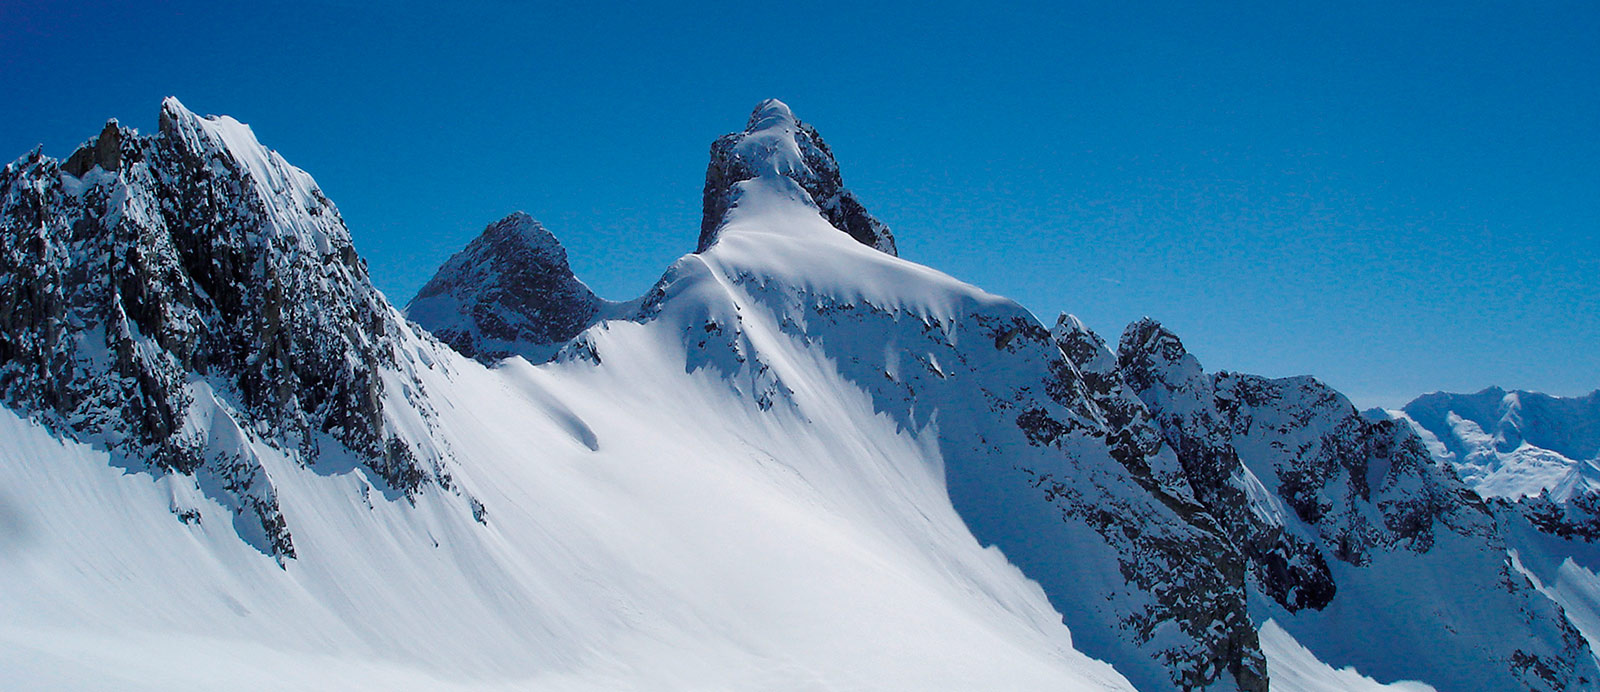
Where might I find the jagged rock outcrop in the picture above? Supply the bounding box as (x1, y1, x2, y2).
(1112, 317, 1595, 691)
(1115, 319, 1336, 612)
(0, 98, 440, 557)
(1052, 315, 1199, 507)
(698, 99, 896, 255)
(407, 212, 601, 363)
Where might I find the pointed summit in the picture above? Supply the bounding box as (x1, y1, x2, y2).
(62, 119, 128, 177)
(0, 98, 438, 556)
(407, 212, 601, 363)
(698, 99, 896, 256)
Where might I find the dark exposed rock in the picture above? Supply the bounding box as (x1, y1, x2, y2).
(62, 120, 125, 177)
(1515, 491, 1600, 541)
(1114, 317, 1596, 690)
(407, 212, 601, 364)
(1053, 314, 1199, 508)
(698, 99, 896, 256)
(1116, 318, 1336, 613)
(0, 98, 436, 557)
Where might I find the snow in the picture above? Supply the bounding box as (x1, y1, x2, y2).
(159, 97, 341, 255)
(0, 313, 1134, 690)
(1258, 620, 1436, 692)
(8, 97, 1590, 691)
(1398, 388, 1600, 501)
(732, 99, 812, 180)
(0, 98, 1156, 690)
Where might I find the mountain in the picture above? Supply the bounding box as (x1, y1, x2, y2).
(406, 211, 605, 363)
(1378, 388, 1600, 669)
(2, 98, 1597, 691)
(699, 99, 896, 256)
(0, 98, 1131, 691)
(1101, 321, 1593, 691)
(0, 99, 444, 560)
(1388, 388, 1600, 502)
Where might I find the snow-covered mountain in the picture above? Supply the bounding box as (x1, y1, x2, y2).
(1375, 388, 1600, 675)
(1389, 388, 1600, 502)
(0, 100, 445, 560)
(406, 211, 607, 363)
(1099, 322, 1593, 690)
(2, 98, 1596, 691)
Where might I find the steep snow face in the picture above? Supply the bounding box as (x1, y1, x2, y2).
(1396, 388, 1600, 501)
(1113, 320, 1597, 692)
(0, 340, 1139, 691)
(0, 99, 445, 559)
(406, 212, 602, 363)
(698, 99, 896, 256)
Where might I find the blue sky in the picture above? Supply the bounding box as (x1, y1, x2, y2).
(3, 1, 1596, 407)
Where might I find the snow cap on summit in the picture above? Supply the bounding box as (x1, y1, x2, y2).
(746, 98, 797, 131)
(698, 99, 897, 256)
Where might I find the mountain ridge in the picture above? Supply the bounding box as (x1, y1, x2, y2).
(1, 97, 1596, 691)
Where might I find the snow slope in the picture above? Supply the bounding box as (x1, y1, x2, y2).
(0, 331, 1137, 689)
(0, 101, 1148, 690)
(4, 97, 1595, 691)
(0, 99, 1144, 691)
(1387, 388, 1600, 680)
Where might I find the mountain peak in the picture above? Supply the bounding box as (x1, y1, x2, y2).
(698, 99, 897, 256)
(1118, 317, 1192, 369)
(407, 212, 601, 364)
(0, 99, 439, 556)
(62, 119, 127, 177)
(479, 210, 562, 256)
(746, 98, 798, 132)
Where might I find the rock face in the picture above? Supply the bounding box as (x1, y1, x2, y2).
(0, 98, 439, 558)
(1114, 319, 1337, 613)
(698, 99, 896, 256)
(407, 212, 600, 363)
(1104, 317, 1595, 691)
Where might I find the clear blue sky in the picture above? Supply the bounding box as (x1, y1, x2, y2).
(3, 1, 1596, 407)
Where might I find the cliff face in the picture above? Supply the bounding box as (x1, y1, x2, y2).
(0, 99, 439, 557)
(1102, 317, 1593, 691)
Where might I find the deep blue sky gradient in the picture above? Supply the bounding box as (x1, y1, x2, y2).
(3, 1, 1596, 406)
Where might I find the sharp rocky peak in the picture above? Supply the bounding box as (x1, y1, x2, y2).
(0, 97, 441, 558)
(1107, 316, 1595, 688)
(698, 99, 897, 256)
(407, 212, 600, 364)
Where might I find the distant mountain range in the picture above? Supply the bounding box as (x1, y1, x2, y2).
(1377, 389, 1600, 503)
(1, 98, 1596, 691)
